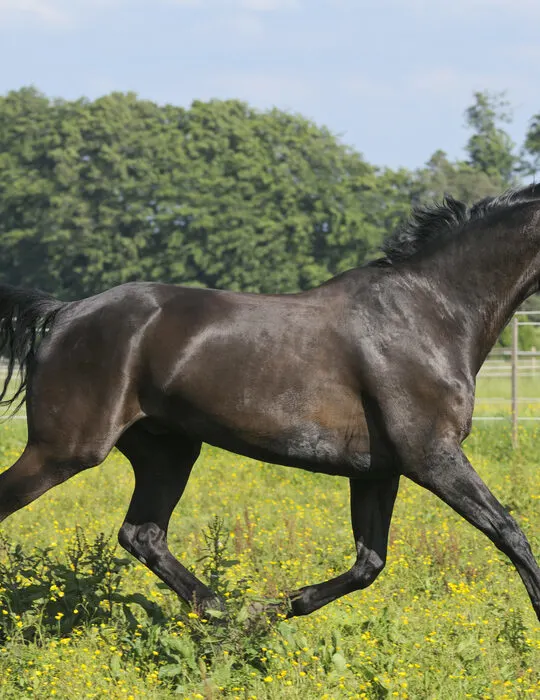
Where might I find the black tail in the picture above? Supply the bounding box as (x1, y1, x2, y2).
(0, 284, 65, 413)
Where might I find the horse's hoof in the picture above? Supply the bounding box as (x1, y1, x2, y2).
(191, 595, 228, 624)
(247, 599, 289, 621)
(247, 601, 265, 616)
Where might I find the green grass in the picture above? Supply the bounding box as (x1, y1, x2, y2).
(476, 376, 540, 400)
(475, 371, 540, 422)
(0, 421, 538, 699)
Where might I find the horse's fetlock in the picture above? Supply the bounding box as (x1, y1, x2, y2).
(119, 521, 166, 566)
(134, 522, 164, 549)
(353, 550, 385, 587)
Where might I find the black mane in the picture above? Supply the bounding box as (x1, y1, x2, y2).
(379, 182, 540, 263)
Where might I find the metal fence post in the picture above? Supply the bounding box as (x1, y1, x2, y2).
(511, 316, 518, 448)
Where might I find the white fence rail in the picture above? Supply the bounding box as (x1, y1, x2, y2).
(476, 311, 540, 446)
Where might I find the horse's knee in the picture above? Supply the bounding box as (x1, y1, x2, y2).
(352, 550, 385, 588)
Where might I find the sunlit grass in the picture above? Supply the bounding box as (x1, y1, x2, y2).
(0, 420, 538, 699)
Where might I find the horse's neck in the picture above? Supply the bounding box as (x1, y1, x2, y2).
(430, 205, 540, 369)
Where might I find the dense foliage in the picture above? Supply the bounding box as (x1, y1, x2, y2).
(1, 88, 536, 300)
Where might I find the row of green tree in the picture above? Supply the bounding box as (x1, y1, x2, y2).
(0, 87, 539, 300)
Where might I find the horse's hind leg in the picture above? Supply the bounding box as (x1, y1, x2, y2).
(0, 444, 86, 524)
(287, 475, 400, 617)
(116, 424, 223, 614)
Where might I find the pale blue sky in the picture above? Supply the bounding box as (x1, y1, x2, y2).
(1, 0, 538, 170)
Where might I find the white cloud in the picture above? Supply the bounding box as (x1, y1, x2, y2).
(0, 0, 125, 28)
(1, 0, 537, 31)
(0, 0, 299, 28)
(0, 0, 68, 25)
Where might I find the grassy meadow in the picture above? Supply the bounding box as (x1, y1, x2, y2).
(475, 364, 540, 420)
(0, 417, 538, 700)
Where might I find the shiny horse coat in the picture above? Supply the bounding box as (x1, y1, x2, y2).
(0, 184, 539, 621)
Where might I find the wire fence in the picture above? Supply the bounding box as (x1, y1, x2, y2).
(475, 311, 540, 446)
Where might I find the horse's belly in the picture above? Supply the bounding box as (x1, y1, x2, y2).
(277, 423, 369, 469)
(161, 383, 380, 476)
(198, 418, 375, 477)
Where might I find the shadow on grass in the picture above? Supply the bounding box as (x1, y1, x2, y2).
(0, 519, 295, 694)
(0, 529, 166, 643)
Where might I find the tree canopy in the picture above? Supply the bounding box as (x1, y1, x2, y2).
(0, 87, 535, 300)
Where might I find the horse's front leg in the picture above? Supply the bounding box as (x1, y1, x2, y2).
(404, 442, 540, 621)
(286, 475, 400, 617)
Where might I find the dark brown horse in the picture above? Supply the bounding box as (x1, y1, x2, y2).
(1, 185, 539, 622)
